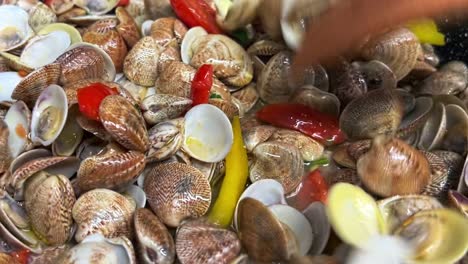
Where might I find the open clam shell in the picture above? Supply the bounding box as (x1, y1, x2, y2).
(0, 5, 34, 52)
(398, 96, 433, 136)
(28, 2, 57, 33)
(144, 163, 211, 227)
(353, 60, 397, 90)
(0, 52, 33, 73)
(290, 85, 340, 117)
(52, 104, 84, 156)
(441, 104, 468, 154)
(4, 101, 31, 158)
(37, 23, 82, 44)
(146, 120, 184, 163)
(181, 26, 207, 64)
(0, 71, 23, 102)
(302, 202, 331, 255)
(72, 189, 136, 242)
(30, 84, 68, 146)
(20, 30, 71, 69)
(328, 59, 367, 106)
(418, 102, 447, 151)
(448, 190, 468, 217)
(182, 104, 233, 163)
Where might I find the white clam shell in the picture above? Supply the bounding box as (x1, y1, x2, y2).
(30, 84, 68, 146)
(141, 20, 153, 37)
(73, 0, 119, 15)
(234, 179, 287, 229)
(183, 104, 233, 163)
(0, 5, 34, 52)
(20, 30, 71, 69)
(181, 26, 207, 64)
(37, 23, 83, 44)
(0, 72, 23, 101)
(268, 204, 314, 256)
(302, 202, 331, 255)
(5, 101, 30, 158)
(122, 184, 146, 209)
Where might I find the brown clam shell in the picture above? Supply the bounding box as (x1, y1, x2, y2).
(134, 208, 175, 264)
(269, 129, 324, 161)
(72, 188, 135, 242)
(12, 63, 61, 108)
(123, 36, 162, 86)
(208, 98, 239, 120)
(144, 163, 211, 227)
(357, 136, 431, 197)
(421, 151, 450, 201)
(0, 120, 11, 175)
(147, 121, 183, 163)
(175, 219, 241, 264)
(47, 0, 74, 14)
(57, 7, 86, 22)
(63, 79, 121, 105)
(0, 56, 9, 72)
(76, 149, 146, 193)
(237, 198, 299, 263)
(361, 28, 421, 81)
(140, 94, 192, 125)
(0, 253, 20, 264)
(340, 88, 404, 140)
(28, 2, 57, 32)
(157, 45, 181, 73)
(243, 125, 276, 152)
(250, 141, 304, 194)
(76, 113, 111, 141)
(329, 59, 367, 106)
(247, 40, 286, 57)
(290, 86, 341, 117)
(143, 0, 173, 19)
(24, 171, 75, 246)
(149, 17, 187, 47)
(326, 168, 361, 187)
(86, 18, 118, 33)
(99, 95, 150, 152)
(83, 29, 128, 73)
(116, 7, 141, 48)
(232, 83, 259, 115)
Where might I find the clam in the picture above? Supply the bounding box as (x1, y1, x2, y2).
(357, 136, 431, 197)
(99, 95, 150, 152)
(243, 125, 276, 153)
(8, 148, 51, 174)
(250, 141, 304, 194)
(396, 89, 416, 115)
(247, 39, 286, 57)
(184, 33, 254, 87)
(147, 120, 183, 162)
(302, 202, 331, 255)
(448, 190, 468, 217)
(176, 219, 241, 264)
(52, 104, 84, 156)
(398, 96, 433, 136)
(232, 82, 259, 115)
(418, 102, 447, 151)
(361, 28, 421, 81)
(76, 144, 146, 193)
(20, 31, 71, 69)
(340, 88, 404, 140)
(180, 26, 207, 64)
(4, 101, 31, 158)
(290, 85, 341, 117)
(76, 113, 111, 141)
(393, 209, 468, 263)
(144, 162, 211, 227)
(37, 23, 82, 44)
(30, 85, 68, 146)
(57, 234, 136, 264)
(0, 5, 34, 52)
(24, 171, 75, 246)
(134, 208, 175, 264)
(55, 43, 116, 85)
(149, 17, 187, 47)
(122, 184, 146, 208)
(353, 60, 397, 90)
(415, 62, 468, 95)
(0, 72, 23, 102)
(269, 129, 324, 161)
(328, 59, 367, 106)
(83, 28, 128, 73)
(0, 56, 9, 72)
(421, 151, 453, 200)
(208, 98, 239, 120)
(441, 104, 468, 154)
(143, 0, 173, 19)
(123, 36, 162, 86)
(28, 2, 57, 33)
(115, 7, 142, 48)
(234, 179, 287, 229)
(182, 104, 233, 163)
(237, 197, 300, 262)
(57, 7, 86, 21)
(0, 52, 33, 73)
(0, 121, 11, 174)
(140, 94, 191, 125)
(73, 0, 119, 15)
(377, 195, 443, 233)
(46, 0, 74, 14)
(12, 63, 61, 108)
(214, 0, 262, 32)
(326, 168, 361, 186)
(72, 188, 136, 242)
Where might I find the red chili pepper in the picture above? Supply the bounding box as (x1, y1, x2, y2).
(77, 83, 119, 121)
(10, 249, 30, 264)
(191, 64, 213, 106)
(117, 0, 129, 6)
(256, 103, 346, 145)
(294, 169, 329, 210)
(170, 0, 223, 34)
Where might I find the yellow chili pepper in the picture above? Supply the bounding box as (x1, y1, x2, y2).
(407, 18, 446, 46)
(208, 116, 249, 228)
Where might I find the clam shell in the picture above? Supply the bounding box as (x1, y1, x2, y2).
(0, 71, 23, 102)
(189, 34, 253, 87)
(116, 7, 142, 48)
(73, 0, 119, 15)
(302, 202, 331, 255)
(20, 31, 71, 69)
(123, 36, 162, 86)
(149, 17, 187, 47)
(76, 113, 111, 141)
(52, 104, 84, 156)
(290, 86, 341, 117)
(0, 121, 11, 174)
(232, 82, 259, 115)
(76, 148, 146, 193)
(147, 120, 183, 163)
(143, 0, 173, 19)
(144, 163, 211, 227)
(37, 23, 82, 44)
(175, 219, 241, 264)
(140, 94, 192, 125)
(99, 95, 150, 152)
(0, 52, 33, 73)
(47, 0, 74, 14)
(30, 84, 68, 146)
(0, 56, 9, 72)
(0, 5, 34, 52)
(328, 59, 367, 106)
(208, 98, 239, 120)
(442, 104, 468, 154)
(418, 102, 447, 151)
(361, 28, 421, 80)
(55, 43, 116, 85)
(416, 63, 468, 95)
(72, 189, 136, 242)
(398, 96, 433, 136)
(247, 40, 286, 56)
(24, 171, 75, 246)
(83, 29, 128, 73)
(181, 26, 207, 64)
(421, 151, 451, 200)
(448, 190, 468, 217)
(340, 88, 404, 140)
(134, 208, 175, 264)
(0, 253, 19, 264)
(357, 136, 431, 197)
(250, 141, 304, 194)
(243, 125, 276, 152)
(353, 60, 397, 90)
(8, 148, 51, 174)
(237, 197, 299, 262)
(57, 7, 86, 22)
(4, 101, 31, 158)
(12, 63, 61, 108)
(269, 129, 324, 161)
(326, 168, 361, 187)
(28, 2, 57, 33)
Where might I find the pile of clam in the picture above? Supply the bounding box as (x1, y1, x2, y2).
(0, 0, 467, 263)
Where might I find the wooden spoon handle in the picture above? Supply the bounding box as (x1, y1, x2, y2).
(291, 0, 468, 73)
